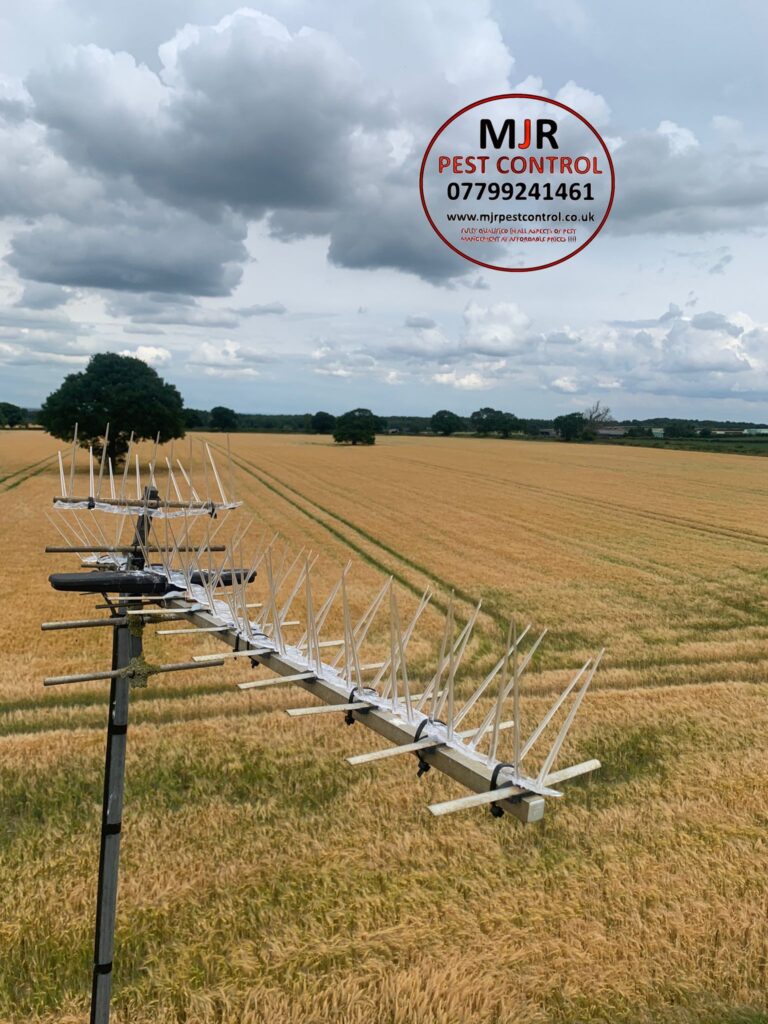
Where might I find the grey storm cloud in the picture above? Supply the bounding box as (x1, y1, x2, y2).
(326, 170, 465, 284)
(14, 282, 71, 309)
(25, 13, 381, 216)
(405, 315, 437, 329)
(105, 291, 238, 326)
(7, 201, 248, 295)
(13, 4, 764, 301)
(10, 9, 476, 288)
(610, 128, 768, 234)
(0, 306, 82, 336)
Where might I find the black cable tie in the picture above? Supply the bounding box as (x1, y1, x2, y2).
(111, 724, 128, 736)
(344, 686, 359, 725)
(414, 719, 430, 741)
(94, 962, 113, 975)
(104, 822, 122, 836)
(488, 762, 517, 817)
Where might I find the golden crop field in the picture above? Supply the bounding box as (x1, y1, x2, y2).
(1, 429, 767, 1024)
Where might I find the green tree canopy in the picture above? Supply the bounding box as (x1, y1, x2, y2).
(311, 410, 336, 434)
(0, 402, 26, 427)
(553, 412, 586, 442)
(431, 409, 464, 436)
(333, 408, 377, 445)
(496, 412, 522, 438)
(39, 352, 185, 462)
(210, 406, 239, 432)
(184, 408, 210, 429)
(469, 407, 503, 435)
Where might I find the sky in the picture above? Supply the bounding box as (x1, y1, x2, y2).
(0, 0, 767, 420)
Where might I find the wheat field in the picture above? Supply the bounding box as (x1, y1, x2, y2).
(1, 430, 766, 1024)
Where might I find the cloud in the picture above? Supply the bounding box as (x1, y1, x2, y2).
(235, 302, 287, 317)
(308, 298, 768, 405)
(6, 4, 518, 288)
(433, 369, 493, 389)
(0, 342, 87, 366)
(119, 344, 172, 366)
(7, 196, 247, 295)
(709, 251, 733, 275)
(187, 338, 270, 377)
(462, 301, 531, 354)
(122, 324, 166, 336)
(610, 124, 768, 234)
(14, 282, 70, 309)
(689, 311, 743, 337)
(656, 119, 699, 155)
(26, 13, 378, 216)
(405, 314, 436, 328)
(555, 81, 610, 127)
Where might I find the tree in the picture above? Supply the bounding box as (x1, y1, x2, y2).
(554, 412, 586, 442)
(665, 420, 695, 438)
(0, 402, 26, 428)
(210, 406, 239, 432)
(497, 412, 521, 438)
(333, 408, 377, 445)
(39, 352, 185, 462)
(184, 408, 210, 429)
(470, 407, 503, 435)
(431, 409, 464, 436)
(311, 411, 336, 434)
(580, 401, 612, 441)
(583, 401, 613, 426)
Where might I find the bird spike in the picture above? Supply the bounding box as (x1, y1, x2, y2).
(304, 557, 323, 674)
(329, 574, 390, 670)
(519, 655, 591, 764)
(488, 620, 514, 764)
(388, 582, 413, 723)
(96, 425, 109, 499)
(205, 442, 227, 505)
(341, 574, 362, 692)
(469, 628, 548, 753)
(68, 422, 78, 497)
(453, 621, 531, 729)
(374, 587, 431, 697)
(434, 600, 480, 722)
(536, 650, 604, 784)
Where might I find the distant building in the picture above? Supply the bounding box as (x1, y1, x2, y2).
(651, 428, 665, 439)
(597, 425, 627, 438)
(743, 428, 768, 435)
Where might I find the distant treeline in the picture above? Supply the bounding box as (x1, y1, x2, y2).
(181, 405, 768, 439)
(8, 399, 768, 440)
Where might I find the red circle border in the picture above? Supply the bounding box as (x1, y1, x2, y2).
(418, 93, 616, 273)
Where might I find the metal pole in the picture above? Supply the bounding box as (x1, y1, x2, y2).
(89, 605, 140, 1023)
(90, 487, 155, 1024)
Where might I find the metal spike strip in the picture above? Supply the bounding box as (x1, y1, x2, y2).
(48, 441, 602, 824)
(157, 575, 602, 824)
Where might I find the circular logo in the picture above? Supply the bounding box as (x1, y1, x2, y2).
(419, 94, 615, 272)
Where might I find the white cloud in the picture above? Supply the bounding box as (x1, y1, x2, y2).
(119, 344, 171, 366)
(656, 119, 699, 155)
(555, 81, 610, 127)
(433, 369, 493, 389)
(187, 338, 267, 377)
